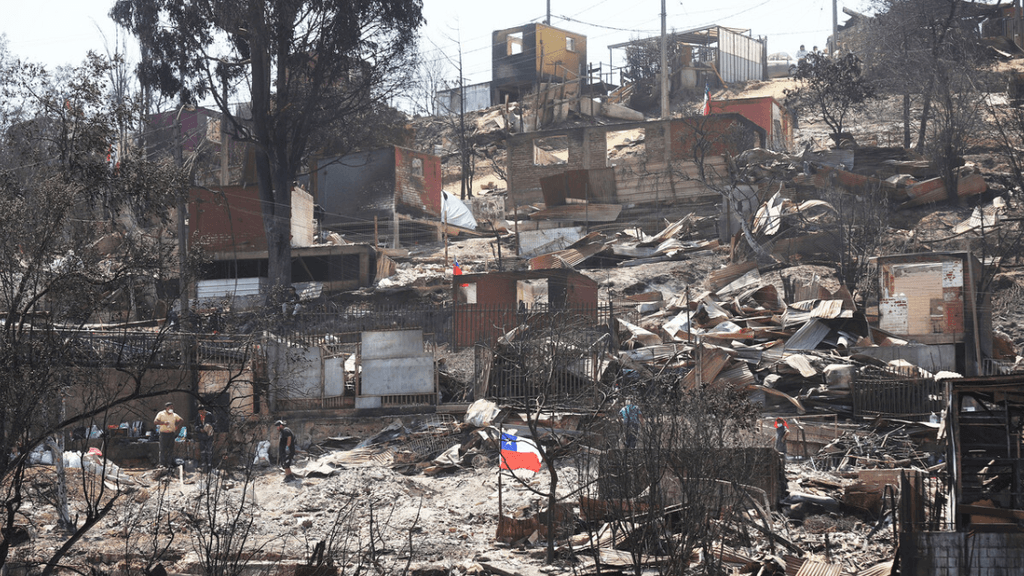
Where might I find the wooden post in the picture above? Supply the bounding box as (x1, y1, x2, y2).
(373, 215, 379, 247)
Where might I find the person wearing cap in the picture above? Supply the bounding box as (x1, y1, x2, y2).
(154, 402, 184, 468)
(195, 406, 217, 473)
(275, 420, 296, 482)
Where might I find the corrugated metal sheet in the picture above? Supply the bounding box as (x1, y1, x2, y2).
(528, 232, 609, 270)
(794, 560, 842, 576)
(197, 277, 267, 298)
(718, 28, 765, 82)
(786, 318, 832, 351)
(708, 260, 758, 291)
(856, 560, 893, 576)
(811, 299, 848, 319)
(714, 362, 755, 386)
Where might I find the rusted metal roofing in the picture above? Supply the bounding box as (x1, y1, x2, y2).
(528, 231, 610, 270)
(714, 362, 756, 386)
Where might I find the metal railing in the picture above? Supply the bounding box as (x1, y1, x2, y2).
(851, 372, 946, 421)
(898, 469, 954, 533)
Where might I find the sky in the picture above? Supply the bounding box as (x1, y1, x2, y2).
(4, 0, 867, 90)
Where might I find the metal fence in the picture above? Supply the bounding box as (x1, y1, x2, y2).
(286, 301, 636, 352)
(851, 372, 946, 421)
(59, 330, 254, 369)
(897, 469, 953, 533)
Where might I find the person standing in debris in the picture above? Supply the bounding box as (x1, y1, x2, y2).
(796, 45, 808, 61)
(154, 402, 184, 469)
(194, 406, 217, 473)
(619, 399, 643, 449)
(275, 420, 297, 482)
(774, 417, 790, 458)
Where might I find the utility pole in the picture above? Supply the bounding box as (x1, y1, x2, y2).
(546, 0, 551, 25)
(660, 0, 669, 118)
(831, 0, 838, 55)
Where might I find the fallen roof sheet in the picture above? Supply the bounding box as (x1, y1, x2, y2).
(786, 319, 833, 351)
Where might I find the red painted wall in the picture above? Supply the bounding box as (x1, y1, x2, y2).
(707, 97, 792, 150)
(189, 186, 267, 253)
(394, 147, 442, 217)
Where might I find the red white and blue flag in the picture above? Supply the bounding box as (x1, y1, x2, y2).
(499, 432, 542, 473)
(453, 258, 468, 288)
(702, 83, 711, 116)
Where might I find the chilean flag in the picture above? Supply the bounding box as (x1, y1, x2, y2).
(499, 433, 542, 473)
(702, 83, 711, 116)
(453, 258, 468, 288)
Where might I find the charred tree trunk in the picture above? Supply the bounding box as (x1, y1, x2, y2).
(250, 2, 292, 292)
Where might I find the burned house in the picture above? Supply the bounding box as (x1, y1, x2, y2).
(896, 375, 1024, 575)
(147, 106, 250, 186)
(188, 185, 378, 306)
(506, 114, 764, 226)
(865, 252, 992, 377)
(708, 96, 794, 152)
(452, 269, 599, 349)
(435, 81, 492, 115)
(492, 23, 587, 106)
(307, 146, 444, 247)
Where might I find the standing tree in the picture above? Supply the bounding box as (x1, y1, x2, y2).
(0, 52, 190, 569)
(865, 0, 987, 203)
(491, 311, 613, 563)
(110, 0, 425, 292)
(787, 52, 874, 145)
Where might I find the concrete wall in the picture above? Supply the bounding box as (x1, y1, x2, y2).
(507, 115, 762, 209)
(902, 531, 1024, 576)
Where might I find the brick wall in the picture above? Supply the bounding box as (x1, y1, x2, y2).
(903, 532, 1024, 576)
(394, 147, 442, 218)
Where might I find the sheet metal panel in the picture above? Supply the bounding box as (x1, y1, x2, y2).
(324, 356, 345, 397)
(362, 329, 425, 359)
(718, 28, 764, 83)
(785, 318, 832, 351)
(362, 356, 434, 395)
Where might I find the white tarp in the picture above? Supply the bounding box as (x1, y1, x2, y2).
(442, 191, 478, 230)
